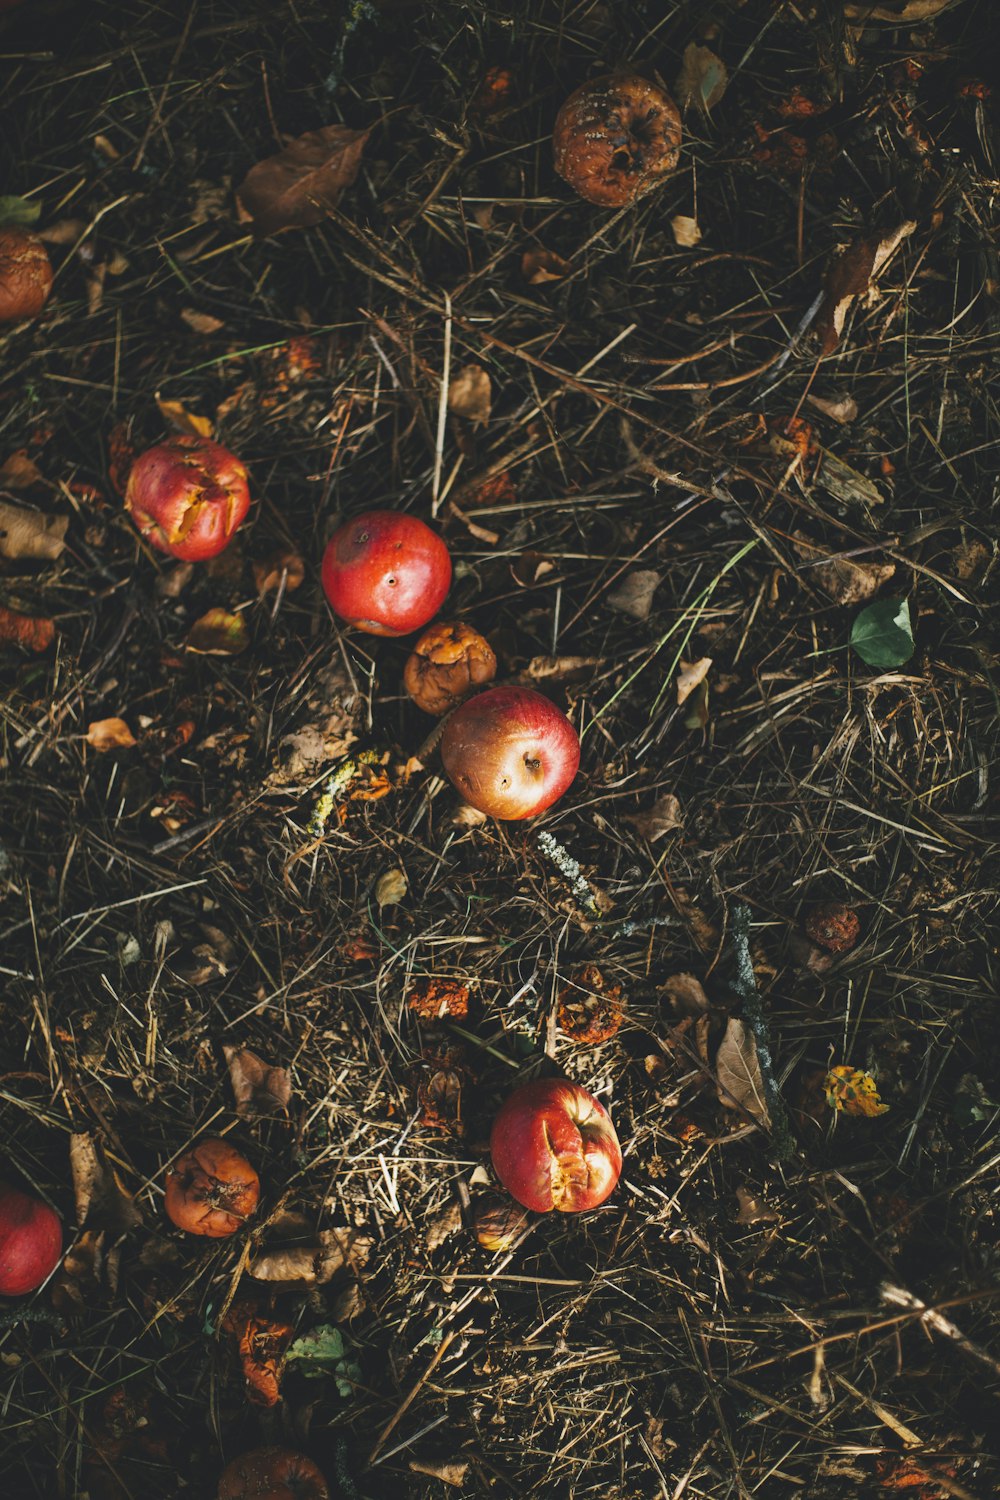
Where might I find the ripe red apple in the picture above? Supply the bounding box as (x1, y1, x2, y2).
(440, 685, 580, 819)
(490, 1078, 622, 1213)
(125, 435, 251, 561)
(0, 1180, 62, 1296)
(321, 509, 451, 637)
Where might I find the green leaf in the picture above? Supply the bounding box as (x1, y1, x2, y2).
(850, 597, 914, 669)
(0, 196, 41, 229)
(286, 1323, 361, 1398)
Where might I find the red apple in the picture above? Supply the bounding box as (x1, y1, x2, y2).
(125, 435, 251, 561)
(440, 685, 579, 819)
(321, 509, 451, 637)
(0, 1180, 62, 1296)
(490, 1078, 622, 1213)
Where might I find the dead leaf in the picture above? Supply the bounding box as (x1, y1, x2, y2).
(844, 0, 958, 18)
(0, 451, 45, 491)
(824, 1064, 889, 1117)
(684, 677, 710, 730)
(608, 569, 661, 620)
(675, 43, 729, 114)
(222, 1302, 294, 1407)
(375, 868, 407, 906)
(37, 218, 87, 246)
(671, 214, 702, 247)
(86, 718, 136, 752)
(951, 540, 990, 581)
(451, 801, 488, 828)
(425, 1201, 463, 1254)
(806, 392, 858, 424)
(736, 1186, 779, 1225)
(674, 888, 720, 956)
(676, 657, 712, 707)
(0, 500, 68, 561)
(223, 1045, 292, 1118)
(625, 793, 683, 841)
(185, 608, 249, 655)
(791, 533, 895, 604)
(716, 1017, 771, 1125)
(813, 448, 885, 508)
(69, 1133, 142, 1233)
(662, 973, 710, 1015)
(816, 222, 916, 354)
(409, 1459, 470, 1489)
(0, 604, 54, 652)
(248, 1228, 373, 1284)
(522, 654, 601, 684)
(448, 363, 492, 424)
(155, 395, 213, 439)
(456, 470, 515, 509)
(93, 133, 120, 162)
(253, 549, 305, 595)
(180, 308, 225, 335)
(522, 247, 572, 284)
(236, 124, 371, 236)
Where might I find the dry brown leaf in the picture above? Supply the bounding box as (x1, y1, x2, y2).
(69, 1133, 142, 1233)
(677, 657, 712, 707)
(522, 654, 601, 684)
(951, 540, 990, 581)
(0, 604, 54, 653)
(86, 718, 136, 752)
(180, 308, 225, 335)
(249, 1228, 373, 1284)
(253, 549, 306, 595)
(451, 801, 488, 828)
(662, 973, 710, 1015)
(38, 218, 87, 246)
(0, 450, 44, 490)
(93, 133, 120, 161)
(844, 0, 958, 17)
(716, 1017, 771, 1125)
(625, 793, 683, 841)
(448, 363, 492, 424)
(0, 500, 68, 561)
(375, 867, 407, 906)
(425, 1201, 464, 1254)
(409, 1459, 470, 1489)
(522, 247, 572, 284)
(671, 214, 702, 248)
(674, 888, 720, 955)
(792, 533, 896, 605)
(155, 395, 213, 439)
(806, 392, 858, 424)
(816, 222, 915, 354)
(735, 1186, 779, 1225)
(236, 124, 371, 236)
(608, 569, 661, 621)
(185, 608, 249, 655)
(675, 42, 729, 114)
(223, 1044, 292, 1118)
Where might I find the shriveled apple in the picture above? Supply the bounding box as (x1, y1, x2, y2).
(321, 509, 451, 637)
(0, 1180, 62, 1295)
(490, 1078, 622, 1213)
(440, 685, 579, 819)
(125, 435, 251, 561)
(404, 620, 496, 715)
(553, 73, 682, 207)
(217, 1446, 328, 1500)
(164, 1138, 260, 1238)
(0, 228, 53, 323)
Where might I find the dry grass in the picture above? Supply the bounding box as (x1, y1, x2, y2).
(0, 1, 998, 1496)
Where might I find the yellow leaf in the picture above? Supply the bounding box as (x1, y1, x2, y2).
(824, 1065, 888, 1117)
(86, 717, 136, 751)
(156, 394, 214, 439)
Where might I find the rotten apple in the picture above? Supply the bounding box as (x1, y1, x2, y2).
(0, 227, 53, 323)
(218, 1447, 328, 1500)
(321, 509, 451, 637)
(440, 685, 579, 819)
(490, 1078, 622, 1213)
(125, 435, 251, 561)
(553, 72, 682, 207)
(0, 1179, 62, 1296)
(164, 1138, 260, 1239)
(404, 619, 497, 716)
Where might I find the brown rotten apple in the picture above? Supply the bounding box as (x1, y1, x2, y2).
(125, 435, 251, 561)
(0, 1180, 62, 1296)
(321, 508, 451, 637)
(490, 1078, 622, 1213)
(553, 72, 682, 207)
(0, 227, 53, 323)
(404, 620, 497, 716)
(440, 685, 579, 819)
(218, 1447, 328, 1500)
(164, 1138, 260, 1238)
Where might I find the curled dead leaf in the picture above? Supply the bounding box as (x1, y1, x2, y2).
(155, 395, 213, 439)
(716, 1017, 771, 1125)
(86, 717, 136, 752)
(409, 1460, 470, 1489)
(676, 657, 712, 707)
(236, 124, 371, 236)
(185, 608, 249, 655)
(448, 363, 492, 425)
(179, 307, 225, 335)
(791, 533, 895, 605)
(253, 549, 305, 595)
(249, 1228, 373, 1284)
(662, 973, 710, 1015)
(0, 500, 68, 561)
(69, 1133, 142, 1233)
(625, 793, 683, 841)
(224, 1045, 292, 1118)
(816, 222, 915, 354)
(0, 451, 45, 491)
(671, 214, 702, 248)
(735, 1186, 779, 1225)
(522, 247, 572, 284)
(375, 867, 407, 907)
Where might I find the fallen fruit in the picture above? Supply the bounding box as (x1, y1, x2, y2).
(490, 1077, 622, 1213)
(805, 902, 861, 954)
(404, 620, 497, 715)
(321, 509, 451, 636)
(0, 227, 53, 323)
(0, 1180, 62, 1296)
(471, 1192, 531, 1252)
(553, 72, 682, 207)
(218, 1446, 329, 1500)
(164, 1138, 260, 1238)
(125, 435, 251, 562)
(440, 685, 580, 819)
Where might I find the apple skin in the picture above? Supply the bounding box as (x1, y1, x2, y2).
(490, 1078, 622, 1213)
(440, 685, 580, 819)
(321, 509, 451, 637)
(0, 1180, 63, 1296)
(125, 435, 251, 562)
